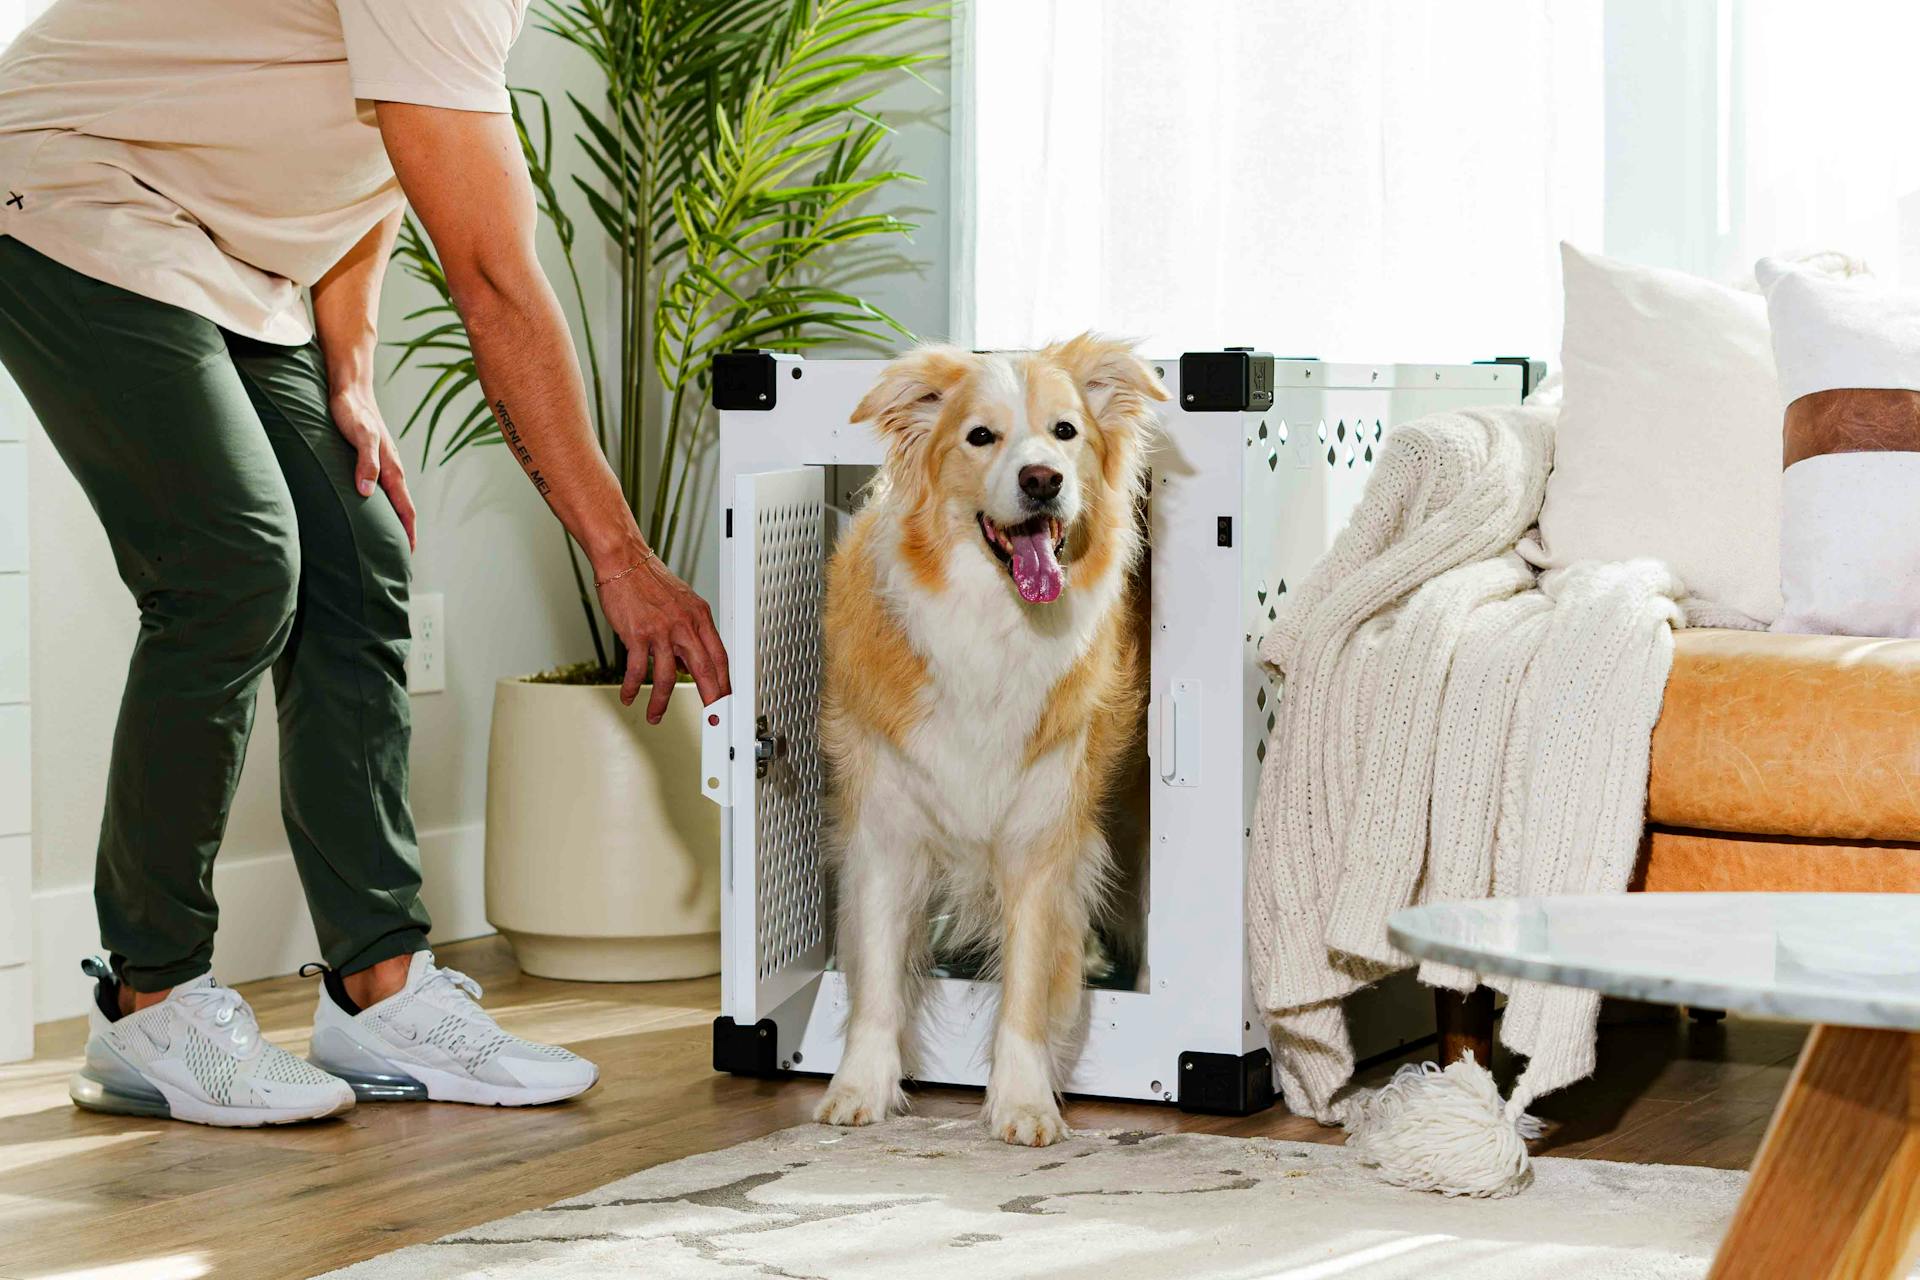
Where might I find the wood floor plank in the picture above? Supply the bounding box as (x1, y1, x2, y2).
(0, 936, 1803, 1278)
(1577, 1093, 1783, 1170)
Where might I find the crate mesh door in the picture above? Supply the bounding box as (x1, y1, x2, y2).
(733, 467, 829, 1014)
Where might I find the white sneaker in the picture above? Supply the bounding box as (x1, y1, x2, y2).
(307, 951, 598, 1106)
(69, 959, 356, 1127)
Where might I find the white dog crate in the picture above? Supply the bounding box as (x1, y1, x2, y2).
(702, 349, 1536, 1113)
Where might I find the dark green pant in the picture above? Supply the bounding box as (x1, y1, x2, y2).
(0, 238, 430, 990)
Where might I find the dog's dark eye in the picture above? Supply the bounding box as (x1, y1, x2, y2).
(966, 426, 996, 447)
(1053, 421, 1078, 441)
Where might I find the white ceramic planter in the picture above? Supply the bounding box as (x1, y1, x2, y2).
(484, 679, 720, 981)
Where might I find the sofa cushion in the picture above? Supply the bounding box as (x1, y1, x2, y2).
(1539, 245, 1782, 626)
(1638, 828, 1920, 894)
(1758, 256, 1920, 638)
(1648, 628, 1920, 840)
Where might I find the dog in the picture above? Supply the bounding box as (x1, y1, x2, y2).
(812, 334, 1166, 1147)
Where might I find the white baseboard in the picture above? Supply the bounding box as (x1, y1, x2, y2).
(0, 964, 30, 1061)
(31, 822, 493, 1025)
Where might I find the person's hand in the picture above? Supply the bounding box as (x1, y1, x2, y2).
(329, 379, 417, 550)
(595, 547, 731, 721)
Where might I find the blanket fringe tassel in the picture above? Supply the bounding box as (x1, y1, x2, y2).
(1342, 1051, 1542, 1198)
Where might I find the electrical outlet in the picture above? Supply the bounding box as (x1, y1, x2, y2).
(407, 592, 445, 694)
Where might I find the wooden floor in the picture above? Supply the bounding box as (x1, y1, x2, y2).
(0, 936, 1806, 1279)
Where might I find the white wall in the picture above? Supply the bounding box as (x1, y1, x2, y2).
(27, 22, 953, 1023)
(0, 361, 30, 1057)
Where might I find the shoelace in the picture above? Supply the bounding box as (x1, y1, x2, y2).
(419, 962, 498, 1027)
(174, 984, 263, 1058)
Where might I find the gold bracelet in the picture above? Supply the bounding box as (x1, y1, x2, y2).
(594, 549, 657, 587)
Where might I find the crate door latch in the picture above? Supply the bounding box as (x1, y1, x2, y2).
(754, 715, 789, 777)
(1159, 679, 1201, 788)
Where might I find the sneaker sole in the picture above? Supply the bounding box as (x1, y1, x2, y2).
(69, 1071, 354, 1128)
(312, 1051, 598, 1107)
(67, 1071, 171, 1120)
(413, 1066, 599, 1107)
(320, 1063, 431, 1103)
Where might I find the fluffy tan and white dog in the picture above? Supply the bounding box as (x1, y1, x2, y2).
(813, 335, 1166, 1147)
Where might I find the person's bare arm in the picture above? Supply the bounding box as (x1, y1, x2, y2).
(373, 102, 728, 719)
(312, 207, 416, 547)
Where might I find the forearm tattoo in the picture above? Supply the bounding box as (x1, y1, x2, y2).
(493, 399, 550, 496)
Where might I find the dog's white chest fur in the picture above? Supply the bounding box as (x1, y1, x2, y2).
(874, 526, 1117, 849)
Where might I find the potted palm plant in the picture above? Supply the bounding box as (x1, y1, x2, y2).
(392, 0, 943, 980)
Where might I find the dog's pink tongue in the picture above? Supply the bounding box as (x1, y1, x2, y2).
(1010, 527, 1063, 603)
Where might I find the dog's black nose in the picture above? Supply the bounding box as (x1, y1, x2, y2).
(1019, 465, 1063, 503)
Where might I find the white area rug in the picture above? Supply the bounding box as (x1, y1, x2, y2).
(322, 1117, 1754, 1279)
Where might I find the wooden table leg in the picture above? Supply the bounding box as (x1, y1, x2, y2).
(1434, 985, 1494, 1068)
(1708, 1024, 1920, 1280)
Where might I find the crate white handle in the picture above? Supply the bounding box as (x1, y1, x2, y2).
(700, 694, 734, 807)
(1159, 679, 1200, 788)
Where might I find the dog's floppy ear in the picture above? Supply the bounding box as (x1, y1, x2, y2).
(1047, 333, 1169, 428)
(852, 345, 973, 455)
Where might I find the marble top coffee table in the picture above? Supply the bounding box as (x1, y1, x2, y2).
(1390, 893, 1920, 1280)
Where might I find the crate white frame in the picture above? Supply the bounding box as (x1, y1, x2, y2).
(703, 352, 1527, 1106)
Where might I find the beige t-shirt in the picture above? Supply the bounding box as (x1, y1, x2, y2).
(0, 0, 527, 344)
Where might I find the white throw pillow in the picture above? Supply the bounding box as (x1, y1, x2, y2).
(1757, 256, 1920, 637)
(1536, 244, 1782, 626)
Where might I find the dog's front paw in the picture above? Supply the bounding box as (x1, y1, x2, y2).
(989, 1100, 1068, 1148)
(814, 1075, 898, 1128)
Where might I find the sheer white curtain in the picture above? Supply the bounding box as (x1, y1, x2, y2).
(1723, 2, 1920, 284)
(1604, 1, 1920, 287)
(962, 0, 1604, 363)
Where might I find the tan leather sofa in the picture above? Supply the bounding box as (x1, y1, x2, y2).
(1438, 626, 1920, 1060)
(1639, 628, 1920, 893)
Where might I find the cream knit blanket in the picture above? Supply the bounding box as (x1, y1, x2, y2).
(1247, 403, 1684, 1134)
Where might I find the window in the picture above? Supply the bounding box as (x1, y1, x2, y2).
(962, 1, 1919, 361)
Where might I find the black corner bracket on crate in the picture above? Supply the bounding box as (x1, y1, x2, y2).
(1176, 1046, 1277, 1115)
(712, 1016, 784, 1077)
(1178, 349, 1275, 413)
(713, 349, 779, 411)
(1474, 355, 1546, 400)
